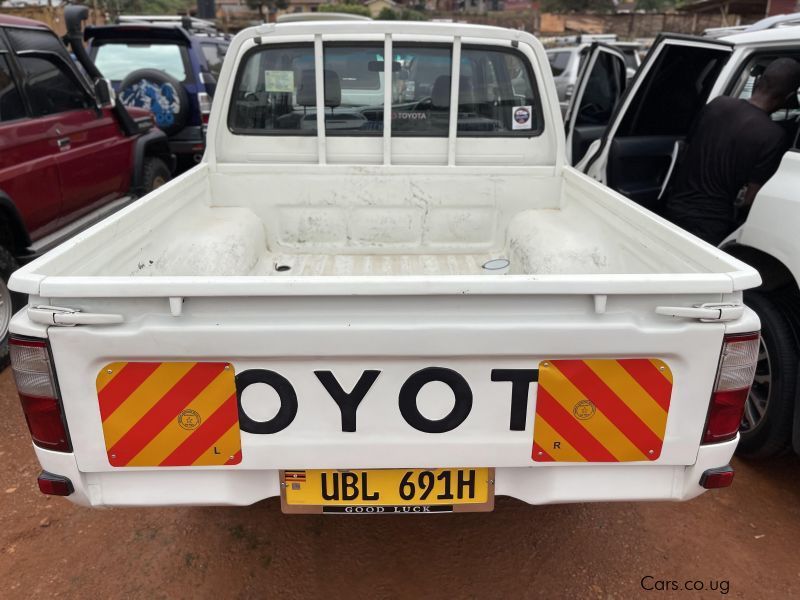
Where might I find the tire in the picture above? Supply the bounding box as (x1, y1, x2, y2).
(0, 246, 25, 369)
(736, 290, 798, 458)
(141, 157, 171, 194)
(118, 69, 190, 136)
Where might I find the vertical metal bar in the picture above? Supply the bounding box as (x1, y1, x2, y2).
(383, 34, 393, 166)
(447, 36, 461, 167)
(314, 34, 326, 165)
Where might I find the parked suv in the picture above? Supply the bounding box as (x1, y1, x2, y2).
(0, 10, 173, 360)
(84, 15, 230, 170)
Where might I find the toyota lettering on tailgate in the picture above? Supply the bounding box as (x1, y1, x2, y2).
(235, 367, 539, 434)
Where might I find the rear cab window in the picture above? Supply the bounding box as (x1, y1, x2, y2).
(228, 41, 543, 138)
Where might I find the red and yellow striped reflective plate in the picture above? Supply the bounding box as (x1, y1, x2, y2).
(96, 362, 242, 467)
(533, 359, 673, 462)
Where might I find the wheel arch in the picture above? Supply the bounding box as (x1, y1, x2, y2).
(723, 243, 800, 456)
(131, 130, 176, 196)
(0, 190, 33, 257)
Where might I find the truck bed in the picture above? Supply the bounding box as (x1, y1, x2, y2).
(10, 163, 758, 296)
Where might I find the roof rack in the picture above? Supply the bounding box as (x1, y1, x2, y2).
(276, 13, 372, 23)
(704, 12, 800, 37)
(116, 15, 219, 33)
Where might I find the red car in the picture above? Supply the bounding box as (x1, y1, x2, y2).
(0, 12, 173, 360)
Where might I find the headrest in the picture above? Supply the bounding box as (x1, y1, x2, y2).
(296, 69, 341, 108)
(432, 75, 451, 109)
(431, 75, 476, 110)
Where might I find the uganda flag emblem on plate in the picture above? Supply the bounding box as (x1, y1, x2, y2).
(533, 359, 673, 462)
(96, 362, 242, 467)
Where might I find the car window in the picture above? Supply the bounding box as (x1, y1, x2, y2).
(325, 46, 381, 92)
(458, 48, 541, 135)
(17, 55, 92, 117)
(5, 27, 70, 59)
(391, 45, 452, 135)
(0, 55, 25, 122)
(575, 50, 623, 127)
(620, 48, 638, 70)
(320, 44, 453, 136)
(229, 44, 316, 134)
(616, 44, 728, 137)
(547, 51, 571, 76)
(201, 43, 224, 79)
(229, 43, 541, 137)
(94, 43, 188, 81)
(734, 53, 800, 109)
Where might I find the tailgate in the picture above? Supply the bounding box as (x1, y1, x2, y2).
(47, 293, 726, 472)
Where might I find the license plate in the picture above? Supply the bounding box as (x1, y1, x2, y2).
(280, 468, 494, 514)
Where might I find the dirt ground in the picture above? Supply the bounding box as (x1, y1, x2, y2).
(1, 368, 798, 600)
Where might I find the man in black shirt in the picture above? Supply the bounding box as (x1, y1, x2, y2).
(664, 58, 800, 245)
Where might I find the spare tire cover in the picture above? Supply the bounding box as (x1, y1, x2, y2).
(118, 68, 190, 136)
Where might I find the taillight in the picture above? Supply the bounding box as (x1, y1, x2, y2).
(198, 92, 212, 125)
(9, 336, 71, 452)
(703, 332, 759, 444)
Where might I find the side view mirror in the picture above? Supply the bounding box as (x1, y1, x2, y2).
(94, 78, 115, 108)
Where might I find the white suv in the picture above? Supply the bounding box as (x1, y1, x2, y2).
(570, 29, 800, 458)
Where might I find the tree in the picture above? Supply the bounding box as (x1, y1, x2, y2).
(635, 0, 678, 11)
(319, 3, 372, 16)
(378, 7, 398, 19)
(245, 0, 290, 22)
(540, 0, 614, 13)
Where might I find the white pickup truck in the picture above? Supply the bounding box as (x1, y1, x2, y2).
(9, 21, 761, 511)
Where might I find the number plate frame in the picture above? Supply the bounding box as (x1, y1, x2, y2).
(279, 468, 495, 514)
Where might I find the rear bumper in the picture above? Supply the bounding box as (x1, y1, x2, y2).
(33, 438, 738, 508)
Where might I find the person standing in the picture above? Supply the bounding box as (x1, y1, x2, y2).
(663, 57, 800, 245)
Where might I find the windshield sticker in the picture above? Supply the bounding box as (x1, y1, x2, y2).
(512, 105, 533, 130)
(265, 70, 295, 93)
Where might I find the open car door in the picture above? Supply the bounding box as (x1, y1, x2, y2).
(565, 43, 627, 166)
(581, 35, 733, 211)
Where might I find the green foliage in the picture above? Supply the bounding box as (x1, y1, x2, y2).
(318, 3, 372, 16)
(245, 0, 289, 18)
(540, 0, 615, 13)
(378, 7, 398, 19)
(635, 0, 677, 10)
(103, 0, 195, 16)
(400, 8, 427, 20)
